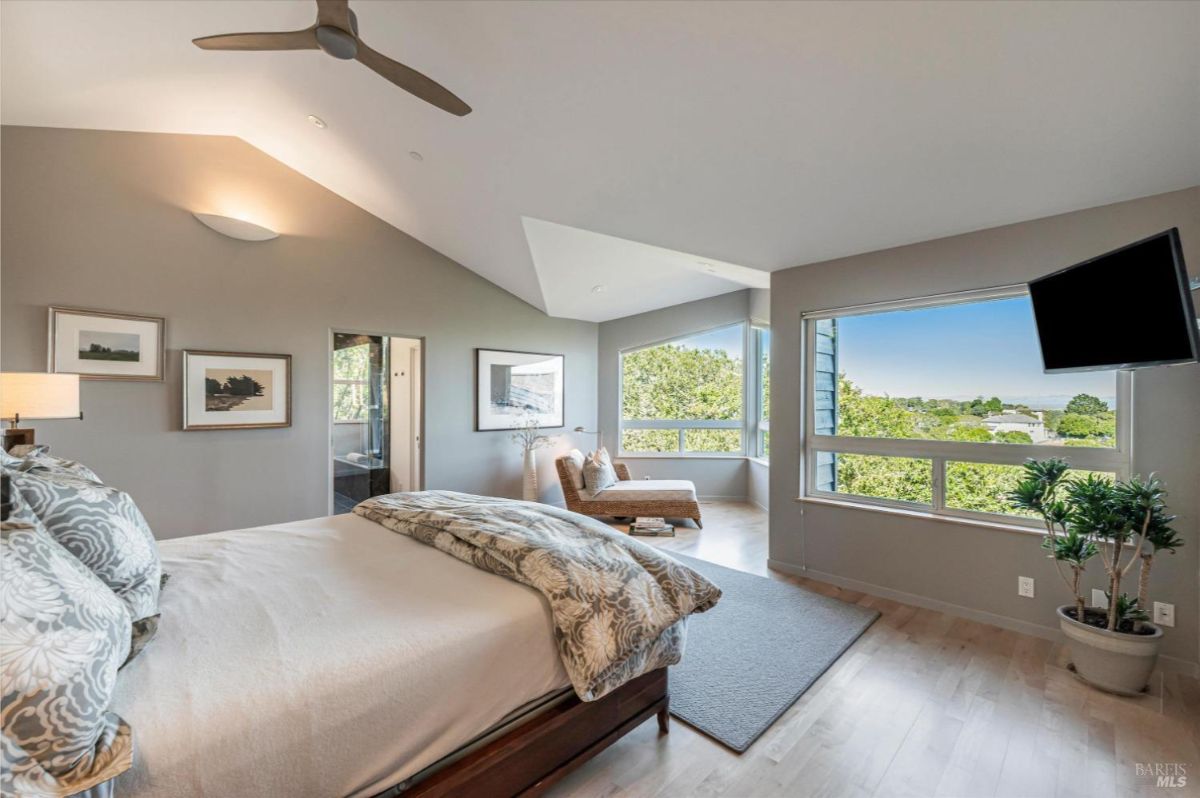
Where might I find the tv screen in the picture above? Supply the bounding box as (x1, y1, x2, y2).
(1029, 228, 1199, 372)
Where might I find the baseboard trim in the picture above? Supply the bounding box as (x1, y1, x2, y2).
(747, 496, 769, 513)
(766, 559, 1200, 678)
(698, 494, 748, 502)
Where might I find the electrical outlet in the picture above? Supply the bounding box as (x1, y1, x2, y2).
(1018, 576, 1035, 598)
(1153, 602, 1175, 628)
(1091, 588, 1107, 608)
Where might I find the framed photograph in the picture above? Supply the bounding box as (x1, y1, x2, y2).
(49, 306, 165, 381)
(183, 350, 291, 431)
(476, 348, 564, 431)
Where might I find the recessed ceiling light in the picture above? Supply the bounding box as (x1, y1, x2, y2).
(409, 151, 424, 161)
(307, 114, 327, 129)
(591, 284, 607, 294)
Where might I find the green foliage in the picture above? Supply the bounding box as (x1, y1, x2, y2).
(1044, 527, 1098, 567)
(836, 377, 914, 438)
(836, 454, 932, 505)
(621, 429, 676, 453)
(1065, 393, 1108, 415)
(947, 425, 993, 443)
(622, 343, 742, 422)
(1105, 592, 1149, 629)
(1056, 412, 1114, 440)
(995, 430, 1033, 444)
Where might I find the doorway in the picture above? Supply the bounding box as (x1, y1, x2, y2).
(330, 331, 424, 514)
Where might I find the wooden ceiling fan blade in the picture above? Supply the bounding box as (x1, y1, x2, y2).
(316, 0, 353, 32)
(193, 29, 318, 51)
(355, 42, 472, 116)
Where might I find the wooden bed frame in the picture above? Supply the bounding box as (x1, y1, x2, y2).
(404, 668, 669, 797)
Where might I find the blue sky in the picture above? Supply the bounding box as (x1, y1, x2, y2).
(677, 324, 744, 358)
(838, 297, 1116, 408)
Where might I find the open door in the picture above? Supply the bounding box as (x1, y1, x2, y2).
(330, 331, 423, 514)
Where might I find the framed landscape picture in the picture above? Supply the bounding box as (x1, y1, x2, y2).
(476, 348, 564, 431)
(49, 306, 165, 381)
(183, 350, 291, 431)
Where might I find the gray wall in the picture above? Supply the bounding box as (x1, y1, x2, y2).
(598, 289, 751, 498)
(1, 126, 599, 538)
(770, 186, 1200, 666)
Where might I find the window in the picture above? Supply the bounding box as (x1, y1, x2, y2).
(754, 327, 770, 457)
(805, 288, 1130, 524)
(333, 341, 373, 422)
(620, 323, 746, 455)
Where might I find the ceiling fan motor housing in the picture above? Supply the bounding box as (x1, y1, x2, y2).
(316, 25, 357, 59)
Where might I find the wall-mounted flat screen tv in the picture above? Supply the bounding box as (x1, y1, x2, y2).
(1029, 228, 1198, 372)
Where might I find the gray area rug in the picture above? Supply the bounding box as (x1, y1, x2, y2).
(668, 554, 880, 752)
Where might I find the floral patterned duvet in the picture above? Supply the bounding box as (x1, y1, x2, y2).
(354, 490, 721, 701)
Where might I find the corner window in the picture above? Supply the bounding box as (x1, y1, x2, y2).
(804, 289, 1130, 524)
(620, 323, 746, 455)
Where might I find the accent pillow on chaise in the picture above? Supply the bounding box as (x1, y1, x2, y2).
(1, 516, 134, 797)
(4, 469, 161, 659)
(583, 447, 619, 493)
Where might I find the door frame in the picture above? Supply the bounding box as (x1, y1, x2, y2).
(327, 328, 427, 515)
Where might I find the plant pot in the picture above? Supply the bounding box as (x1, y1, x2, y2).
(1057, 605, 1163, 695)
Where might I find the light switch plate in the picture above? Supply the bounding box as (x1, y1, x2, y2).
(1091, 589, 1107, 608)
(1153, 602, 1175, 628)
(1018, 576, 1035, 598)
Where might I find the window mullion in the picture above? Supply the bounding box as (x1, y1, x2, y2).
(931, 457, 945, 512)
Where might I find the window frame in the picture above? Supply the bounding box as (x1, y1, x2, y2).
(752, 325, 770, 459)
(801, 285, 1133, 529)
(618, 321, 749, 458)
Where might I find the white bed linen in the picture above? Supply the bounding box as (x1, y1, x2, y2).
(109, 513, 570, 798)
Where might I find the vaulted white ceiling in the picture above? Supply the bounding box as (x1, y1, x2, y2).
(3, 1, 1198, 321)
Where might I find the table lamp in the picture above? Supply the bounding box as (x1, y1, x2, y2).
(1, 372, 82, 452)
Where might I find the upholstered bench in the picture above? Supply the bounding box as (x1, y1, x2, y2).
(555, 457, 703, 528)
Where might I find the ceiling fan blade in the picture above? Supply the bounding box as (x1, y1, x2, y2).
(316, 0, 353, 31)
(193, 29, 318, 51)
(355, 42, 472, 116)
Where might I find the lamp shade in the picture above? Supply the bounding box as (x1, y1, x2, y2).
(1, 373, 81, 420)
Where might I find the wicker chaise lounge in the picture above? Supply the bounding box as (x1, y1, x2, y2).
(555, 456, 703, 529)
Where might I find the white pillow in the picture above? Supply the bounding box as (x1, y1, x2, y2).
(563, 449, 586, 491)
(583, 448, 619, 492)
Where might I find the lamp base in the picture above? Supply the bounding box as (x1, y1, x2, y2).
(3, 428, 35, 453)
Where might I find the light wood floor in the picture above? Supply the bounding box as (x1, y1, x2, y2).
(548, 501, 1200, 798)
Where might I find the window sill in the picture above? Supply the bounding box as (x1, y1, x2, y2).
(794, 495, 1045, 538)
(748, 457, 769, 467)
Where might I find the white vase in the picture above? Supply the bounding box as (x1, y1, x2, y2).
(523, 448, 538, 502)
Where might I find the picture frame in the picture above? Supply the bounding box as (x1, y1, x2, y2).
(475, 348, 565, 431)
(182, 350, 292, 431)
(49, 306, 165, 381)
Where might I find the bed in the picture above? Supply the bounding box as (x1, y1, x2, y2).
(101, 497, 715, 798)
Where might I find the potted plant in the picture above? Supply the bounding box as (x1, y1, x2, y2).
(1007, 458, 1182, 695)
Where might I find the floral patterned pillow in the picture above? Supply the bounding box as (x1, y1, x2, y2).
(5, 470, 161, 660)
(15, 452, 104, 484)
(1, 517, 134, 797)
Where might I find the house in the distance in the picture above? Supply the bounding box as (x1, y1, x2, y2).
(982, 410, 1048, 442)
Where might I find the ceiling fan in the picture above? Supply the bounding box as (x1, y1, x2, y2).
(192, 0, 471, 116)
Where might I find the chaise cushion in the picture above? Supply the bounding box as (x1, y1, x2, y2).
(562, 449, 586, 491)
(583, 479, 698, 505)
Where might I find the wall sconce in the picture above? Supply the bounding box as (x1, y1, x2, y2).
(193, 212, 279, 242)
(0, 372, 82, 452)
